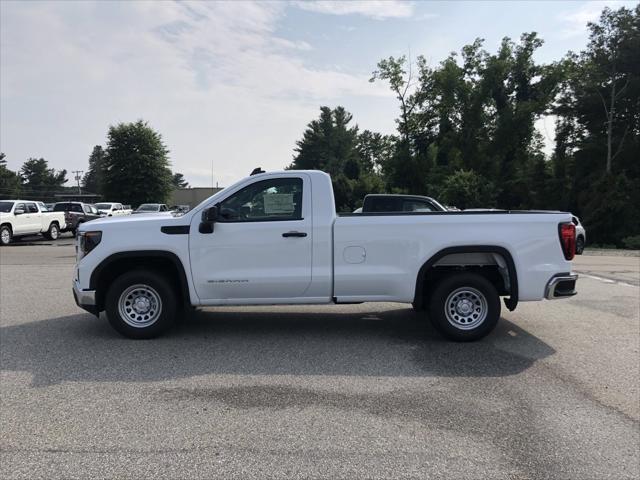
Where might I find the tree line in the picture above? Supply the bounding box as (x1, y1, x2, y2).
(288, 5, 639, 247)
(1, 5, 637, 246)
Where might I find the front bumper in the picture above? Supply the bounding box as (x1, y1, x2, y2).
(72, 280, 99, 316)
(545, 273, 578, 299)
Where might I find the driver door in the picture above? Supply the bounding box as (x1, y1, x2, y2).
(190, 174, 312, 302)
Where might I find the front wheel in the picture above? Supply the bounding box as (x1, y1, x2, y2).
(105, 270, 177, 339)
(428, 272, 500, 341)
(0, 225, 12, 246)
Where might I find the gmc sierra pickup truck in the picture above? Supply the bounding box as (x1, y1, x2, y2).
(73, 170, 578, 341)
(0, 200, 67, 245)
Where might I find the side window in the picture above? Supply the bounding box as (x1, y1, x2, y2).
(16, 203, 26, 212)
(26, 203, 38, 213)
(83, 205, 91, 214)
(38, 202, 48, 212)
(218, 177, 303, 222)
(116, 204, 122, 210)
(72, 204, 83, 213)
(160, 205, 167, 211)
(368, 197, 398, 212)
(402, 200, 433, 212)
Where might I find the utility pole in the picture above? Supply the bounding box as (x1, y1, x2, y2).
(72, 170, 83, 195)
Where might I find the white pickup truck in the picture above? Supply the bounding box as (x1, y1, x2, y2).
(95, 202, 132, 217)
(0, 200, 67, 245)
(73, 170, 578, 341)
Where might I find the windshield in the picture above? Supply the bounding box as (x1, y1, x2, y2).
(0, 201, 14, 213)
(136, 204, 158, 211)
(95, 203, 111, 209)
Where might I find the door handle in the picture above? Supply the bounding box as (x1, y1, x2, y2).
(282, 231, 307, 238)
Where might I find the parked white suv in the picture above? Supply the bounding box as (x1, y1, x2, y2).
(572, 215, 586, 254)
(0, 200, 67, 245)
(73, 170, 578, 341)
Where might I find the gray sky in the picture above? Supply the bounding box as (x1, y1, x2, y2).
(1, 1, 635, 188)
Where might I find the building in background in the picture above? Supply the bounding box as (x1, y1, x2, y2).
(169, 187, 224, 209)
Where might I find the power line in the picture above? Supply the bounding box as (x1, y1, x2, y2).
(72, 170, 84, 195)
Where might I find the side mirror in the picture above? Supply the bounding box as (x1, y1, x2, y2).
(199, 205, 218, 234)
(14, 208, 24, 215)
(202, 205, 219, 223)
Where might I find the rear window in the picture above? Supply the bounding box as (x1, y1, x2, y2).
(365, 197, 400, 212)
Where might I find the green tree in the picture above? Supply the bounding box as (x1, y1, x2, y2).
(289, 107, 384, 211)
(82, 145, 105, 194)
(439, 170, 497, 210)
(102, 120, 173, 206)
(172, 172, 189, 188)
(554, 5, 639, 245)
(20, 158, 67, 199)
(0, 153, 22, 199)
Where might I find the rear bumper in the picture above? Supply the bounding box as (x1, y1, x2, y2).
(72, 280, 99, 316)
(545, 273, 578, 299)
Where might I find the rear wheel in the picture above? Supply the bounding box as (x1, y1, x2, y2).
(44, 222, 59, 240)
(576, 236, 585, 255)
(428, 272, 500, 341)
(105, 270, 177, 339)
(0, 225, 12, 246)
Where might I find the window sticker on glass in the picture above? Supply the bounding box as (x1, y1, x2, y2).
(263, 193, 294, 215)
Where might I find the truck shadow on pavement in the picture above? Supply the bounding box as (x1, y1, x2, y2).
(0, 307, 555, 387)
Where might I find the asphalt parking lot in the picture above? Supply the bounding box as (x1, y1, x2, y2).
(1, 241, 639, 479)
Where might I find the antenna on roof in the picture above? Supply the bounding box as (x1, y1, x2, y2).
(250, 167, 265, 176)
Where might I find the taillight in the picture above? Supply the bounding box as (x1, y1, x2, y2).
(559, 222, 576, 260)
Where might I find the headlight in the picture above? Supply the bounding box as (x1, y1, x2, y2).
(79, 231, 102, 256)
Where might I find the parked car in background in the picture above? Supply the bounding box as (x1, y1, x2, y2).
(132, 203, 171, 215)
(0, 200, 67, 245)
(170, 205, 190, 215)
(53, 202, 103, 235)
(95, 203, 132, 216)
(73, 170, 577, 341)
(359, 194, 447, 213)
(573, 215, 586, 254)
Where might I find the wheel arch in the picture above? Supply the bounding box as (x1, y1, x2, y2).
(413, 245, 519, 312)
(90, 250, 191, 311)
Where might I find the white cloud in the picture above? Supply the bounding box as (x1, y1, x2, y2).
(294, 1, 414, 20)
(0, 1, 390, 188)
(557, 0, 625, 38)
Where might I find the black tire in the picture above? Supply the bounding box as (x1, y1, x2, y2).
(428, 272, 501, 342)
(105, 269, 177, 339)
(44, 222, 59, 240)
(576, 236, 585, 255)
(0, 225, 12, 246)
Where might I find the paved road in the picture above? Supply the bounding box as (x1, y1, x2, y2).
(1, 245, 638, 479)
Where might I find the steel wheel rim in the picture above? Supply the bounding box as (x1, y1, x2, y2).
(1, 229, 9, 244)
(118, 284, 162, 328)
(445, 287, 488, 330)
